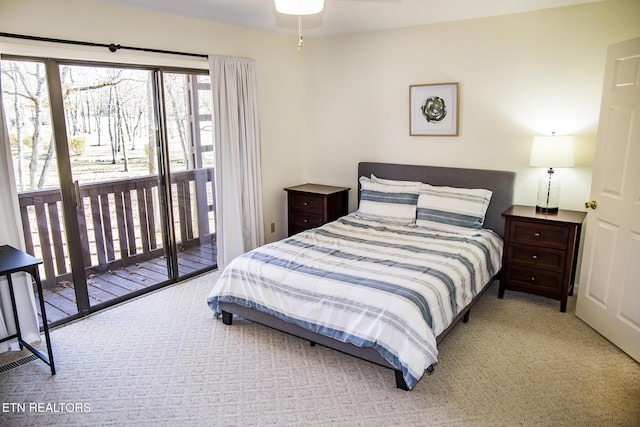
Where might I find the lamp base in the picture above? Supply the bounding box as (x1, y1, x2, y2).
(536, 205, 559, 214)
(536, 169, 561, 214)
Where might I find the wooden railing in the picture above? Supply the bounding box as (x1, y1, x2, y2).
(18, 168, 216, 289)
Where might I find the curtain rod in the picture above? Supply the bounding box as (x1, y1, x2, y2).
(0, 32, 208, 59)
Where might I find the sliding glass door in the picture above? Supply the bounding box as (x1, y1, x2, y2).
(162, 72, 216, 279)
(1, 56, 217, 327)
(1, 59, 81, 321)
(58, 63, 172, 310)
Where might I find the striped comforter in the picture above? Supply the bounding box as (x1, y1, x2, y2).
(207, 214, 503, 389)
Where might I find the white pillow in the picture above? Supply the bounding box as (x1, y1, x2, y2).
(371, 174, 423, 187)
(356, 176, 420, 225)
(416, 183, 492, 233)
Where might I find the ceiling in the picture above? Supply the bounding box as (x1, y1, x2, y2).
(97, 0, 602, 37)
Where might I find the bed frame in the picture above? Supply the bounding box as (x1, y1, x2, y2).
(220, 162, 515, 390)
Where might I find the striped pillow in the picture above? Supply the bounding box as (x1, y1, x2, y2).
(416, 184, 492, 233)
(356, 176, 420, 225)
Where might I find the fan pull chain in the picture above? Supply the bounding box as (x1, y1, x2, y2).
(298, 15, 303, 50)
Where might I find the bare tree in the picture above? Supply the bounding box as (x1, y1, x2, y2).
(11, 62, 51, 190)
(147, 79, 156, 174)
(93, 89, 103, 146)
(113, 86, 129, 172)
(37, 136, 55, 189)
(107, 85, 117, 164)
(61, 67, 122, 152)
(165, 74, 192, 168)
(2, 63, 26, 190)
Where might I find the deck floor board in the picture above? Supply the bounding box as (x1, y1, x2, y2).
(34, 243, 216, 325)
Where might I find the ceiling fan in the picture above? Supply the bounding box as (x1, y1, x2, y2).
(274, 0, 397, 50)
(274, 0, 397, 14)
(274, 0, 325, 15)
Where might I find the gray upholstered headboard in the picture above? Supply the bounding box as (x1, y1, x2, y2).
(357, 162, 515, 238)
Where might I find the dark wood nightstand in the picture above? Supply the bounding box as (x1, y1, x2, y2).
(284, 184, 350, 236)
(498, 205, 586, 312)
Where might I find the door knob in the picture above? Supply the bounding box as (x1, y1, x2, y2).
(585, 200, 598, 209)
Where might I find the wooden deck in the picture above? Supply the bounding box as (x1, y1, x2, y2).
(36, 242, 216, 325)
(19, 168, 216, 290)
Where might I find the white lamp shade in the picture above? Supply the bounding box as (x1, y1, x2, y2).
(274, 0, 325, 15)
(529, 135, 575, 168)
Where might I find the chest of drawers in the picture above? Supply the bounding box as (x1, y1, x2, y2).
(284, 184, 350, 236)
(499, 205, 586, 312)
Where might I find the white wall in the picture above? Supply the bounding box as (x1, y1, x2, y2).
(1, 0, 639, 245)
(301, 0, 640, 214)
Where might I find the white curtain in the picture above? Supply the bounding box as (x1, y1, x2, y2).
(0, 59, 41, 352)
(209, 56, 265, 269)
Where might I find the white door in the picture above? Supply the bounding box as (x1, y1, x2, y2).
(575, 37, 640, 363)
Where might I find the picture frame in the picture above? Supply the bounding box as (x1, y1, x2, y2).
(409, 82, 459, 136)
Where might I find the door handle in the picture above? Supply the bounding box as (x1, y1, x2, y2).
(585, 200, 598, 209)
(74, 180, 83, 209)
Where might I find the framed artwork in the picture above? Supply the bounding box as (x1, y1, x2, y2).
(409, 82, 459, 136)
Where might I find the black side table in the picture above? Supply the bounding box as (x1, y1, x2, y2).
(0, 245, 55, 374)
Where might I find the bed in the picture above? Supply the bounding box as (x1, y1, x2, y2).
(207, 162, 515, 390)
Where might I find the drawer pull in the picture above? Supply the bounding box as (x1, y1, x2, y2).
(530, 276, 536, 281)
(532, 255, 538, 260)
(303, 202, 309, 206)
(304, 219, 308, 223)
(534, 232, 541, 237)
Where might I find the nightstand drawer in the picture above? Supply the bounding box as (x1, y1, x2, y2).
(509, 220, 569, 249)
(290, 193, 323, 213)
(508, 266, 563, 294)
(290, 211, 324, 228)
(508, 244, 566, 272)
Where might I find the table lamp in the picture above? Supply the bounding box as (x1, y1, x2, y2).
(529, 133, 575, 213)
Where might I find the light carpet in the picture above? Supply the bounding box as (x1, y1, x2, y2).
(1, 270, 638, 426)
